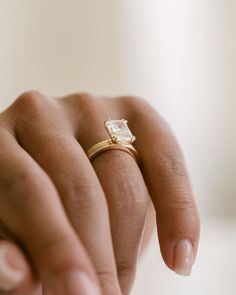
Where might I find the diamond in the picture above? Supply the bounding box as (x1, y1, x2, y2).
(105, 119, 135, 144)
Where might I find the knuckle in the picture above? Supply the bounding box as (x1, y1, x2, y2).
(74, 92, 94, 101)
(60, 183, 103, 214)
(64, 93, 102, 123)
(117, 176, 149, 211)
(75, 93, 98, 109)
(166, 198, 200, 236)
(96, 269, 116, 285)
(78, 94, 102, 118)
(169, 198, 197, 215)
(16, 170, 43, 192)
(1, 168, 47, 202)
(38, 234, 71, 259)
(119, 185, 149, 216)
(158, 144, 187, 180)
(127, 195, 149, 215)
(14, 90, 51, 115)
(17, 90, 44, 105)
(37, 236, 86, 275)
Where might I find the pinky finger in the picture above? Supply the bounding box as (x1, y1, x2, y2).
(0, 240, 41, 294)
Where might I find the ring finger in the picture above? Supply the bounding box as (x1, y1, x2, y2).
(76, 96, 151, 295)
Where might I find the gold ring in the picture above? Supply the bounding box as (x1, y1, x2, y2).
(86, 119, 140, 163)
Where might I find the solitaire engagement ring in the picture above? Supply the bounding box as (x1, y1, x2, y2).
(86, 119, 140, 163)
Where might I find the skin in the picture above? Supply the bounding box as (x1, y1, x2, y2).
(0, 91, 200, 295)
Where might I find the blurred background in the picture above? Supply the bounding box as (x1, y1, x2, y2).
(0, 0, 235, 294)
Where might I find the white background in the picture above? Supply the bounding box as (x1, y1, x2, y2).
(0, 1, 236, 294)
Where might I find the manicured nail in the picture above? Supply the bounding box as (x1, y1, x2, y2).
(0, 244, 24, 291)
(174, 239, 194, 276)
(65, 271, 101, 295)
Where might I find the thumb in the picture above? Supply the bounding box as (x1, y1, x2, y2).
(0, 240, 38, 293)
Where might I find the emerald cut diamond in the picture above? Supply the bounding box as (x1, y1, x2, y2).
(105, 119, 135, 144)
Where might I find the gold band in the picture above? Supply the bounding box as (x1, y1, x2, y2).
(86, 139, 140, 163)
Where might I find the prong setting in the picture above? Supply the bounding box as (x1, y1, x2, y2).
(111, 135, 118, 142)
(131, 135, 136, 143)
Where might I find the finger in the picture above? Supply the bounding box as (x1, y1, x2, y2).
(12, 93, 121, 295)
(0, 127, 101, 295)
(126, 97, 200, 276)
(0, 225, 42, 295)
(92, 152, 150, 295)
(74, 95, 150, 294)
(75, 99, 150, 294)
(0, 240, 35, 294)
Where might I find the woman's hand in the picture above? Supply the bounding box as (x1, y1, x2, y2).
(0, 91, 200, 295)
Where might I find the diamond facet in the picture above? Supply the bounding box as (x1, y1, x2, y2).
(105, 119, 134, 144)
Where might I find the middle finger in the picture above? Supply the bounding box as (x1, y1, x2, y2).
(9, 93, 121, 295)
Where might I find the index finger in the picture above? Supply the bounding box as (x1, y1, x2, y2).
(0, 127, 101, 294)
(125, 97, 200, 276)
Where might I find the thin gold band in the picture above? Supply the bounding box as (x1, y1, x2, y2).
(86, 139, 140, 163)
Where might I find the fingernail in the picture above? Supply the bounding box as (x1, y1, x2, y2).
(0, 244, 24, 291)
(65, 271, 101, 295)
(174, 239, 194, 276)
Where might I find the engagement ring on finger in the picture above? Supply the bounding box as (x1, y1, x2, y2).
(86, 119, 140, 163)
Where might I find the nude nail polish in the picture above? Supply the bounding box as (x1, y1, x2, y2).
(174, 239, 194, 276)
(0, 245, 24, 291)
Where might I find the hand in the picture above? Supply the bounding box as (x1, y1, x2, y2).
(0, 91, 200, 295)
